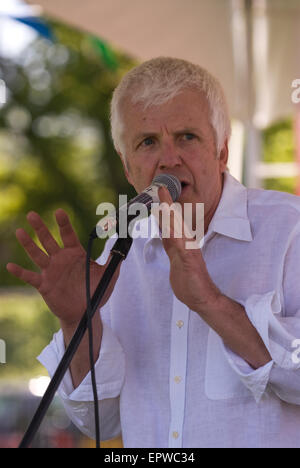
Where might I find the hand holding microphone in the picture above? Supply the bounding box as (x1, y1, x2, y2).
(91, 174, 181, 239)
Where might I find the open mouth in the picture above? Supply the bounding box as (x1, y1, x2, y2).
(181, 181, 189, 191)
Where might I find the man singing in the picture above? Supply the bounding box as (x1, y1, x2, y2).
(7, 57, 300, 448)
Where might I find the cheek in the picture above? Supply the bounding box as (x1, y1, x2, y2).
(188, 156, 220, 188)
(126, 160, 156, 191)
(128, 153, 157, 175)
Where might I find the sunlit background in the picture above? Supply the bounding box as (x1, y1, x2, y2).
(0, 0, 137, 448)
(0, 0, 300, 448)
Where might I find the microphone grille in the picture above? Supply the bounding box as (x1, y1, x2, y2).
(152, 174, 181, 202)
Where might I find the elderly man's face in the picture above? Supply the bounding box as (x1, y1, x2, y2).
(118, 89, 228, 230)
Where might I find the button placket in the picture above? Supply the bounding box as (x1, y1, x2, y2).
(168, 297, 189, 448)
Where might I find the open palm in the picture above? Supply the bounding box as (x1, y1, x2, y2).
(6, 209, 119, 327)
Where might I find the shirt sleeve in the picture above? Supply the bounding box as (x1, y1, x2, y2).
(221, 291, 300, 403)
(37, 318, 125, 441)
(37, 235, 125, 441)
(220, 225, 300, 404)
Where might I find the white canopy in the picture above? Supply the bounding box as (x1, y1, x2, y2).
(24, 0, 300, 124)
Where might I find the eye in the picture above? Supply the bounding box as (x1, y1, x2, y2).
(183, 133, 196, 141)
(141, 136, 155, 147)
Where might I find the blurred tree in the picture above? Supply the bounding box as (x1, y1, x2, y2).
(0, 19, 137, 287)
(0, 292, 58, 378)
(262, 118, 297, 193)
(0, 19, 138, 388)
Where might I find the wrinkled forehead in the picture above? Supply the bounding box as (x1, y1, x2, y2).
(119, 88, 212, 130)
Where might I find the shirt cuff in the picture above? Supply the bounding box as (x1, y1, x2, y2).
(221, 290, 300, 403)
(221, 343, 274, 403)
(37, 320, 126, 402)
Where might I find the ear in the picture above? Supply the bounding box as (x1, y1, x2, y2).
(218, 139, 229, 173)
(117, 151, 134, 186)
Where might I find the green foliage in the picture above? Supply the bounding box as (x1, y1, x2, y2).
(0, 20, 138, 379)
(0, 292, 59, 379)
(264, 177, 297, 193)
(262, 118, 297, 193)
(0, 19, 137, 287)
(262, 119, 295, 163)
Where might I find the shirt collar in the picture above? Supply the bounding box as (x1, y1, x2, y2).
(142, 171, 253, 262)
(206, 171, 253, 242)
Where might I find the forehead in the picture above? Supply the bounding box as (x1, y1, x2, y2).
(121, 89, 212, 136)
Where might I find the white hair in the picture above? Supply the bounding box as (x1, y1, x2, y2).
(110, 57, 231, 159)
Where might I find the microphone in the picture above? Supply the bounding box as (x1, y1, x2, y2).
(90, 174, 181, 239)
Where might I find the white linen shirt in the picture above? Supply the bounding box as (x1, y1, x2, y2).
(38, 172, 300, 448)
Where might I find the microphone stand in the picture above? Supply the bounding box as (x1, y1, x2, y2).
(18, 235, 133, 448)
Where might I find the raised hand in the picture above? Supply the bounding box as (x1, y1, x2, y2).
(6, 209, 120, 329)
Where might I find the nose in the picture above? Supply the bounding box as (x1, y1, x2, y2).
(158, 141, 182, 170)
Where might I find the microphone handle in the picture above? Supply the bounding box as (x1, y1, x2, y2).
(90, 192, 153, 239)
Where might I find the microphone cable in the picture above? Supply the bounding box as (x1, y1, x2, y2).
(86, 234, 101, 448)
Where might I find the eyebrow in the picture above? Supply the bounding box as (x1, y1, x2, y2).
(173, 128, 202, 137)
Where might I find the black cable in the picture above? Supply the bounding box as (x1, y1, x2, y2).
(86, 235, 100, 448)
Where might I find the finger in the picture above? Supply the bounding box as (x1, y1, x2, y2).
(55, 209, 82, 249)
(158, 185, 173, 205)
(155, 194, 184, 239)
(157, 186, 182, 236)
(153, 202, 172, 239)
(16, 228, 50, 269)
(6, 263, 42, 289)
(158, 186, 194, 241)
(27, 212, 60, 255)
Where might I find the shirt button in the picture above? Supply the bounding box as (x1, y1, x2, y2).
(174, 376, 182, 384)
(176, 320, 184, 328)
(172, 431, 179, 439)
